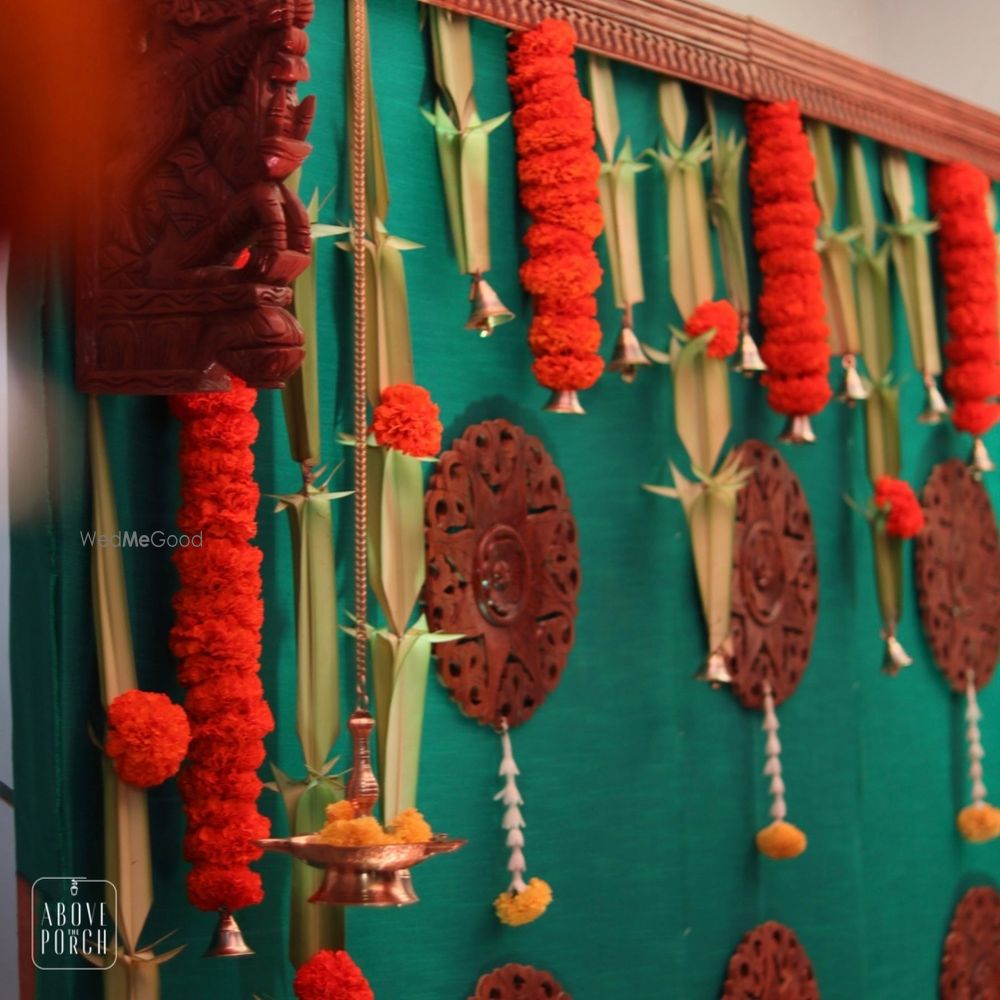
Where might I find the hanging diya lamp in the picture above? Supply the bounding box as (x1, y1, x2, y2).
(726, 441, 818, 858)
(424, 418, 581, 924)
(915, 459, 1000, 842)
(258, 0, 463, 902)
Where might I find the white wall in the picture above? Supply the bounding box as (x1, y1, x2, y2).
(714, 0, 1000, 113)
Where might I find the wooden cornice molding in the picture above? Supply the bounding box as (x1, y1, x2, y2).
(424, 0, 1000, 177)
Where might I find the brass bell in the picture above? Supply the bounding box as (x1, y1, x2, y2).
(882, 633, 913, 675)
(465, 272, 513, 337)
(607, 314, 650, 383)
(735, 315, 766, 376)
(837, 354, 869, 404)
(917, 371, 949, 424)
(204, 909, 254, 958)
(693, 647, 733, 688)
(543, 389, 585, 415)
(778, 414, 816, 445)
(971, 437, 995, 476)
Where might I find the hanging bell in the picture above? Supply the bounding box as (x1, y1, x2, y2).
(543, 389, 585, 415)
(735, 314, 766, 376)
(693, 648, 733, 688)
(971, 437, 995, 476)
(917, 371, 949, 424)
(778, 414, 816, 445)
(465, 272, 514, 337)
(204, 909, 254, 958)
(837, 354, 869, 404)
(607, 314, 650, 383)
(882, 633, 913, 675)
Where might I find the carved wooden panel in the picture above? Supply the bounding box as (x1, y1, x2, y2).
(941, 886, 1000, 999)
(425, 419, 580, 729)
(728, 440, 818, 709)
(915, 460, 1000, 693)
(472, 963, 571, 1000)
(721, 921, 820, 1000)
(76, 0, 315, 394)
(423, 0, 1000, 178)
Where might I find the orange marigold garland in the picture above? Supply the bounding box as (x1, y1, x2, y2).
(169, 379, 274, 915)
(745, 100, 831, 442)
(293, 949, 374, 1000)
(929, 161, 1000, 470)
(105, 690, 190, 788)
(508, 18, 604, 413)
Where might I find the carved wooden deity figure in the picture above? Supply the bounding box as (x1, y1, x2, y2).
(77, 0, 316, 393)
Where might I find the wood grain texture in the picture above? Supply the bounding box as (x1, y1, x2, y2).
(424, 0, 1000, 176)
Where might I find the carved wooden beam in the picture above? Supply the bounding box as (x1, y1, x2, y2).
(423, 0, 1000, 177)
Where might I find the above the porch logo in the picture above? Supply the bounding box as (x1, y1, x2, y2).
(32, 877, 118, 971)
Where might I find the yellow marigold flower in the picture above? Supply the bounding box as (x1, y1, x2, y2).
(324, 800, 357, 823)
(493, 878, 553, 927)
(756, 820, 807, 860)
(387, 808, 433, 844)
(957, 803, 1000, 843)
(316, 815, 388, 847)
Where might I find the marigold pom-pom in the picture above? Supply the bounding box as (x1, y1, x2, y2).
(293, 949, 374, 1000)
(755, 820, 807, 859)
(957, 803, 1000, 843)
(187, 864, 263, 912)
(371, 383, 443, 458)
(105, 690, 190, 788)
(493, 877, 553, 926)
(685, 300, 740, 359)
(873, 476, 925, 538)
(387, 808, 433, 844)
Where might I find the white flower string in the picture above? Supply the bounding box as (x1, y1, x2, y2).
(495, 719, 527, 893)
(762, 682, 787, 823)
(966, 671, 987, 807)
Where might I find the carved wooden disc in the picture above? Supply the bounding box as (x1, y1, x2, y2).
(915, 459, 1000, 693)
(721, 921, 820, 999)
(471, 963, 571, 1000)
(727, 440, 818, 709)
(941, 886, 1000, 999)
(425, 419, 580, 729)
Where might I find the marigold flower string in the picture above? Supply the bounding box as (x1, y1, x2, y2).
(169, 379, 274, 916)
(745, 100, 830, 443)
(755, 683, 807, 860)
(928, 161, 1000, 471)
(508, 18, 604, 412)
(492, 721, 552, 925)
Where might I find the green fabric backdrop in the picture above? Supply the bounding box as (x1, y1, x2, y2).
(10, 4, 1000, 998)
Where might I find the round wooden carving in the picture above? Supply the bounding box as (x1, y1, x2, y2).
(721, 921, 819, 999)
(941, 886, 1000, 999)
(915, 459, 1000, 693)
(471, 963, 571, 1000)
(424, 419, 580, 729)
(727, 440, 819, 709)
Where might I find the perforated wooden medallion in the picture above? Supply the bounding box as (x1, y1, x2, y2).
(915, 459, 1000, 693)
(721, 921, 820, 999)
(941, 886, 1000, 998)
(424, 419, 580, 729)
(727, 440, 819, 709)
(471, 963, 571, 1000)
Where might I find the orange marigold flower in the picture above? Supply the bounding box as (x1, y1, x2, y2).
(494, 877, 553, 926)
(371, 383, 443, 458)
(755, 820, 807, 859)
(187, 863, 263, 912)
(873, 476, 925, 539)
(685, 300, 740, 359)
(293, 949, 374, 1000)
(105, 690, 190, 788)
(387, 808, 433, 844)
(957, 803, 1000, 843)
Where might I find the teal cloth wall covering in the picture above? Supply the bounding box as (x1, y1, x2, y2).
(9, 4, 1000, 998)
